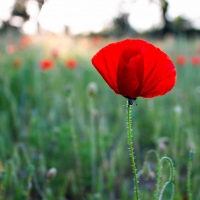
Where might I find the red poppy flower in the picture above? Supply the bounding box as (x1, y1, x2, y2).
(65, 59, 77, 69)
(197, 45, 200, 53)
(176, 55, 186, 66)
(13, 58, 23, 68)
(40, 59, 54, 70)
(19, 36, 32, 49)
(91, 36, 102, 46)
(6, 44, 16, 54)
(51, 48, 59, 59)
(191, 56, 200, 66)
(91, 39, 176, 99)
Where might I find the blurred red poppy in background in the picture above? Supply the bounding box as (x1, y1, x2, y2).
(65, 59, 77, 69)
(91, 39, 176, 99)
(19, 36, 32, 49)
(191, 56, 200, 66)
(13, 58, 23, 68)
(91, 36, 102, 46)
(51, 48, 59, 59)
(6, 44, 16, 54)
(40, 59, 54, 70)
(176, 55, 186, 66)
(197, 45, 200, 53)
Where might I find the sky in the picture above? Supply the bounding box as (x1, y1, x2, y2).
(0, 0, 200, 35)
(0, 0, 15, 21)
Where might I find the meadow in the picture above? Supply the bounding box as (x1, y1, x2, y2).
(0, 33, 200, 200)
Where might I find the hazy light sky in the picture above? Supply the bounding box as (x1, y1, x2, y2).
(0, 0, 200, 35)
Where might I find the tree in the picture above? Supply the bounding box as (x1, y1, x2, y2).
(12, 0, 30, 20)
(113, 13, 136, 37)
(160, 0, 170, 34)
(1, 0, 44, 32)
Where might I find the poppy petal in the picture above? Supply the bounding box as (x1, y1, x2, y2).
(91, 43, 120, 93)
(140, 45, 176, 97)
(117, 50, 144, 98)
(91, 39, 145, 95)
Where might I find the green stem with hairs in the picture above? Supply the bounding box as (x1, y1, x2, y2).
(67, 97, 84, 195)
(187, 150, 194, 200)
(144, 149, 160, 163)
(127, 102, 139, 200)
(89, 96, 96, 194)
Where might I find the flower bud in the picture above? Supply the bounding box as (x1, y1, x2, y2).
(46, 168, 57, 180)
(92, 109, 99, 118)
(189, 150, 195, 159)
(157, 137, 170, 152)
(158, 142, 167, 152)
(87, 82, 98, 96)
(53, 126, 60, 134)
(142, 161, 155, 180)
(65, 85, 72, 96)
(173, 105, 182, 114)
(159, 181, 174, 200)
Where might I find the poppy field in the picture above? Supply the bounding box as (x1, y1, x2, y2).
(0, 34, 200, 200)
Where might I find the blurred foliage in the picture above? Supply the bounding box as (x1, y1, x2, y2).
(0, 35, 199, 199)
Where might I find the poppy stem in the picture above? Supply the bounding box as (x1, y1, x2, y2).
(127, 102, 140, 200)
(187, 150, 194, 200)
(155, 156, 175, 200)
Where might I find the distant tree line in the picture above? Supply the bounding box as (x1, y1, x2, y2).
(1, 0, 200, 38)
(0, 0, 44, 32)
(90, 0, 200, 38)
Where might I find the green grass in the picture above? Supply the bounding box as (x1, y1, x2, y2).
(0, 35, 200, 200)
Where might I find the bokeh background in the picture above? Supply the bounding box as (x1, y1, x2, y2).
(2, 0, 200, 36)
(0, 0, 200, 200)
